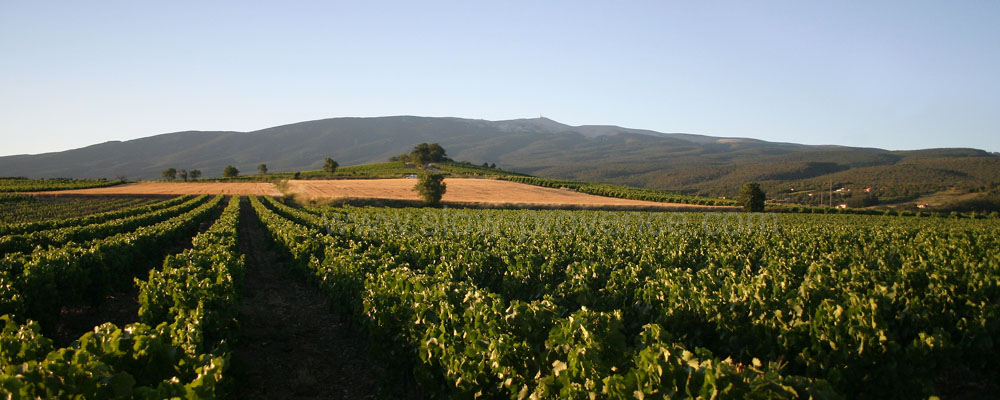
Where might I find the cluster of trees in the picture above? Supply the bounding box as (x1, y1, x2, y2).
(223, 166, 239, 178)
(160, 158, 340, 180)
(380, 143, 451, 205)
(391, 143, 449, 165)
(161, 168, 202, 181)
(160, 166, 240, 179)
(937, 194, 1000, 213)
(220, 164, 267, 178)
(161, 166, 238, 180)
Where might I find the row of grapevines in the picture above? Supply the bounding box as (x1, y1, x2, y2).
(436, 161, 529, 177)
(498, 175, 734, 206)
(0, 196, 244, 398)
(0, 195, 224, 325)
(0, 178, 125, 193)
(253, 196, 830, 398)
(137, 195, 245, 355)
(0, 195, 159, 225)
(775, 203, 1000, 219)
(201, 161, 424, 181)
(0, 195, 210, 256)
(418, 211, 1000, 396)
(434, 161, 731, 207)
(0, 195, 190, 236)
(298, 204, 1000, 398)
(343, 209, 1000, 396)
(0, 316, 226, 399)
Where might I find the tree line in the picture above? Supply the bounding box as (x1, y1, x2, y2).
(160, 142, 454, 181)
(160, 168, 201, 181)
(160, 157, 340, 181)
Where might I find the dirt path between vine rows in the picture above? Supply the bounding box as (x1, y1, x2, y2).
(230, 199, 421, 399)
(50, 203, 222, 346)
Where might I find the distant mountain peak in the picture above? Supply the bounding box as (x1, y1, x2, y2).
(490, 117, 572, 134)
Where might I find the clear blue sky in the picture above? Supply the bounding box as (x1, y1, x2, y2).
(2, 1, 998, 156)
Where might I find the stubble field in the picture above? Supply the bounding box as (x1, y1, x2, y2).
(35, 178, 737, 210)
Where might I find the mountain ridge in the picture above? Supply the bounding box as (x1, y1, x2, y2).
(1, 115, 997, 202)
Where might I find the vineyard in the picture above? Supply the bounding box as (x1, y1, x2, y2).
(196, 161, 423, 181)
(0, 194, 164, 224)
(0, 178, 125, 193)
(250, 200, 999, 398)
(1, 194, 998, 398)
(496, 176, 736, 206)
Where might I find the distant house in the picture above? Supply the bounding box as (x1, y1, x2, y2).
(836, 204, 848, 209)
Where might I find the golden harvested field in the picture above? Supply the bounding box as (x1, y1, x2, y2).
(284, 179, 735, 210)
(34, 179, 737, 210)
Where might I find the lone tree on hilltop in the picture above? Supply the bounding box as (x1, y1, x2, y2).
(738, 182, 766, 212)
(161, 168, 177, 180)
(189, 170, 202, 180)
(397, 143, 449, 165)
(414, 173, 447, 206)
(323, 158, 339, 175)
(425, 143, 447, 163)
(258, 164, 268, 175)
(223, 165, 240, 178)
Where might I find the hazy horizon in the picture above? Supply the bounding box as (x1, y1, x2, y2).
(2, 1, 998, 156)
